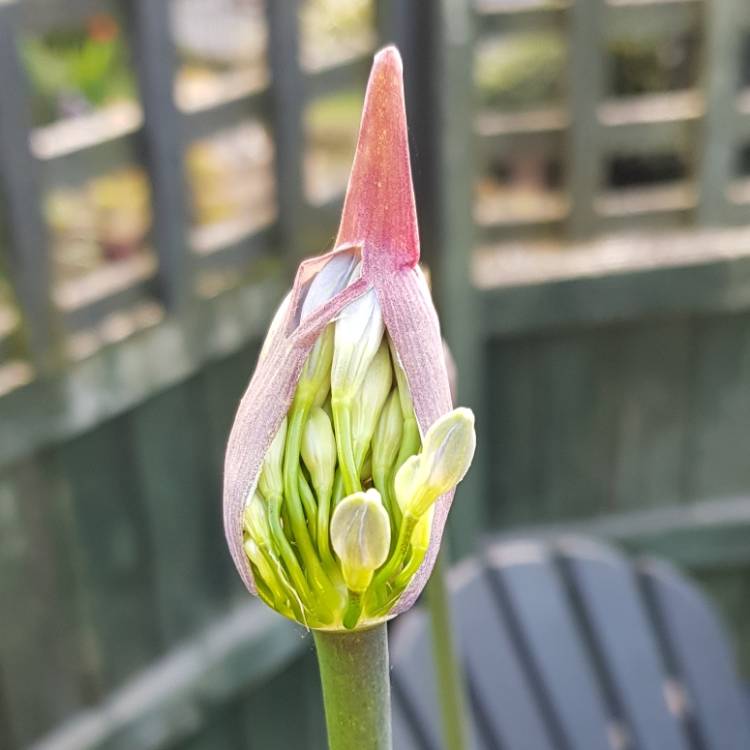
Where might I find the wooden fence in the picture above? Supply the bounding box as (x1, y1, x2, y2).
(1, 0, 750, 748)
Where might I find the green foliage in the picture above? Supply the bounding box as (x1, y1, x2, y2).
(475, 32, 567, 109)
(20, 19, 135, 124)
(609, 36, 697, 95)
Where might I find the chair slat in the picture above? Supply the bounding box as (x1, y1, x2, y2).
(391, 610, 444, 750)
(640, 559, 750, 750)
(450, 560, 557, 750)
(391, 678, 430, 750)
(392, 603, 494, 750)
(486, 541, 613, 750)
(559, 538, 690, 750)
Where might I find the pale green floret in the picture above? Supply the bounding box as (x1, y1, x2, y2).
(351, 340, 393, 468)
(244, 492, 272, 548)
(330, 489, 391, 593)
(395, 408, 476, 518)
(371, 408, 476, 606)
(394, 454, 420, 515)
(389, 342, 414, 420)
(411, 506, 434, 553)
(371, 388, 404, 524)
(331, 286, 385, 401)
(299, 325, 334, 407)
(301, 407, 337, 496)
(300, 252, 358, 320)
(244, 538, 270, 582)
(330, 284, 385, 495)
(389, 345, 421, 510)
(244, 538, 289, 615)
(258, 417, 287, 500)
(372, 389, 403, 480)
(296, 253, 357, 408)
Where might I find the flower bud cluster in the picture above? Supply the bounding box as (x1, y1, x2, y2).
(242, 254, 475, 630)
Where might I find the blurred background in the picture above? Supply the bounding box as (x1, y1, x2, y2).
(0, 0, 749, 747)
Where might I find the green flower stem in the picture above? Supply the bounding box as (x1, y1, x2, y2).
(373, 463, 395, 521)
(315, 481, 336, 570)
(372, 513, 417, 592)
(314, 625, 392, 750)
(386, 467, 402, 530)
(389, 417, 421, 530)
(267, 493, 312, 604)
(298, 472, 319, 546)
(426, 551, 470, 750)
(394, 547, 425, 589)
(256, 546, 292, 612)
(283, 400, 337, 606)
(394, 416, 420, 473)
(332, 397, 361, 496)
(332, 470, 344, 507)
(342, 590, 364, 630)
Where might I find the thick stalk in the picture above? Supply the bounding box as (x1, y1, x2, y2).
(425, 551, 469, 750)
(372, 513, 417, 591)
(314, 625, 392, 750)
(332, 397, 361, 496)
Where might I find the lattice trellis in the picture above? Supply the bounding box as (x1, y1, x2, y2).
(0, 0, 748, 400)
(0, 0, 382, 395)
(473, 0, 750, 248)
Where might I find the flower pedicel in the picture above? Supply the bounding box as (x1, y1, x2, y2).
(224, 46, 475, 631)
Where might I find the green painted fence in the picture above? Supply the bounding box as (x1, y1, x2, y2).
(1, 0, 750, 747)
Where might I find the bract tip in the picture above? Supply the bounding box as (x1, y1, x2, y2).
(335, 45, 419, 270)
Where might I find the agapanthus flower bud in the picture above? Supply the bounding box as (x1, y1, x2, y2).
(394, 408, 476, 519)
(351, 340, 393, 467)
(331, 285, 384, 402)
(331, 489, 391, 594)
(394, 454, 420, 516)
(297, 252, 358, 406)
(301, 407, 336, 497)
(371, 389, 403, 519)
(257, 417, 286, 500)
(372, 389, 403, 476)
(243, 492, 271, 548)
(224, 46, 475, 631)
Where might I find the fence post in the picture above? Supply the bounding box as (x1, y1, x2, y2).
(566, 0, 604, 239)
(267, 0, 306, 266)
(0, 0, 59, 371)
(426, 0, 486, 557)
(128, 0, 192, 313)
(376, 0, 408, 48)
(697, 0, 741, 225)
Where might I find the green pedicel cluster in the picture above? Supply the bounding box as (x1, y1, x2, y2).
(243, 268, 474, 630)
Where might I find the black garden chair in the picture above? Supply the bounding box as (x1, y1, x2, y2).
(391, 537, 750, 750)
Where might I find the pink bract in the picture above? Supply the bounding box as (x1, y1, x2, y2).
(223, 46, 454, 617)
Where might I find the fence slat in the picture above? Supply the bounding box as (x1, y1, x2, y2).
(242, 653, 327, 750)
(0, 455, 92, 747)
(610, 321, 692, 511)
(128, 382, 230, 645)
(428, 0, 486, 556)
(565, 0, 604, 238)
(58, 419, 162, 691)
(197, 341, 264, 597)
(697, 0, 742, 225)
(267, 0, 306, 262)
(533, 334, 619, 521)
(127, 0, 192, 311)
(684, 311, 750, 500)
(0, 1, 57, 370)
